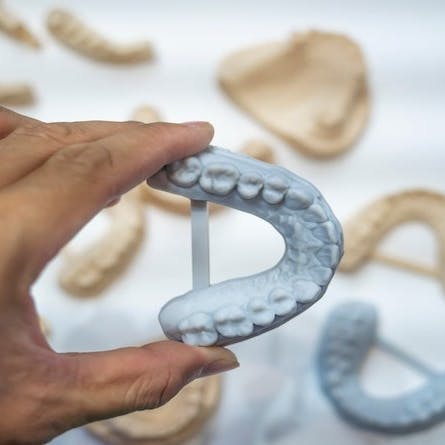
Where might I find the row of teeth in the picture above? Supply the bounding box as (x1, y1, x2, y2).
(166, 157, 327, 216)
(178, 282, 321, 346)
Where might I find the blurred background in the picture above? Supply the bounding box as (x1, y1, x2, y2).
(2, 0, 445, 444)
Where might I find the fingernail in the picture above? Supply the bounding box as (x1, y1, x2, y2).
(201, 358, 239, 377)
(181, 121, 211, 127)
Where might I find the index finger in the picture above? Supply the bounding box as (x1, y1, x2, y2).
(6, 121, 213, 282)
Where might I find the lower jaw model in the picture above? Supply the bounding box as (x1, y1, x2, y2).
(318, 302, 445, 434)
(148, 146, 343, 346)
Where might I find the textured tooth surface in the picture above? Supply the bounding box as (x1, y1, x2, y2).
(237, 171, 263, 199)
(317, 245, 341, 267)
(214, 305, 253, 337)
(179, 312, 217, 346)
(166, 156, 202, 187)
(303, 204, 328, 223)
(310, 266, 333, 285)
(268, 288, 296, 315)
(293, 280, 321, 303)
(312, 221, 338, 243)
(262, 175, 289, 204)
(284, 187, 314, 210)
(247, 298, 275, 326)
(199, 162, 239, 195)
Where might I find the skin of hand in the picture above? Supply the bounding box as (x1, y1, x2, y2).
(0, 107, 239, 444)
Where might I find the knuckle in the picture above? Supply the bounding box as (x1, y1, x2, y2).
(13, 122, 72, 145)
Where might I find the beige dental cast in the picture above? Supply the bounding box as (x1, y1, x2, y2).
(219, 30, 369, 158)
(0, 83, 34, 105)
(0, 1, 40, 48)
(87, 375, 221, 445)
(133, 106, 276, 215)
(58, 187, 146, 297)
(47, 8, 153, 64)
(340, 189, 445, 289)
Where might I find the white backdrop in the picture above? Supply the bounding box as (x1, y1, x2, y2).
(2, 1, 445, 444)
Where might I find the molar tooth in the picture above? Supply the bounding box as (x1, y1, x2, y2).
(213, 305, 253, 337)
(237, 171, 263, 199)
(312, 221, 338, 243)
(268, 288, 296, 316)
(178, 312, 218, 346)
(262, 175, 289, 204)
(293, 280, 322, 303)
(317, 245, 341, 267)
(166, 156, 202, 187)
(246, 298, 275, 326)
(284, 187, 314, 210)
(199, 162, 240, 196)
(309, 266, 333, 285)
(302, 204, 328, 223)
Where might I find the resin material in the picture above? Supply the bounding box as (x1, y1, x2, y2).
(219, 30, 369, 158)
(47, 9, 153, 64)
(340, 190, 445, 288)
(318, 302, 445, 434)
(148, 146, 343, 346)
(87, 375, 221, 445)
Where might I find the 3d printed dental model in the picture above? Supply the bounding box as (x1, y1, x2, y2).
(340, 190, 445, 287)
(47, 9, 154, 64)
(0, 83, 34, 105)
(0, 1, 40, 48)
(133, 106, 276, 216)
(318, 302, 445, 433)
(87, 375, 221, 445)
(219, 30, 369, 158)
(148, 146, 343, 346)
(58, 188, 145, 296)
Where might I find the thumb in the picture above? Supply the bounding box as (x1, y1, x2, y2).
(62, 340, 238, 425)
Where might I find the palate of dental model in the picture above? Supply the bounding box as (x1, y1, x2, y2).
(218, 30, 369, 158)
(46, 9, 153, 64)
(58, 187, 145, 297)
(0, 1, 40, 48)
(0, 83, 34, 105)
(87, 375, 221, 445)
(132, 106, 277, 215)
(318, 302, 445, 433)
(148, 146, 343, 346)
(340, 190, 445, 288)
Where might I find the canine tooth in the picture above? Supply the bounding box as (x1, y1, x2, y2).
(262, 175, 289, 204)
(213, 305, 253, 337)
(167, 156, 202, 187)
(317, 245, 340, 267)
(178, 312, 218, 346)
(199, 162, 240, 196)
(309, 266, 333, 285)
(268, 288, 296, 315)
(247, 298, 275, 326)
(312, 221, 338, 243)
(284, 187, 314, 210)
(303, 204, 328, 223)
(237, 171, 263, 199)
(293, 280, 321, 303)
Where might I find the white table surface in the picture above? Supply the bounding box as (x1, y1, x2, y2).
(2, 0, 445, 444)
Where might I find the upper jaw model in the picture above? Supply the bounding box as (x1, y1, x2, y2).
(148, 146, 343, 346)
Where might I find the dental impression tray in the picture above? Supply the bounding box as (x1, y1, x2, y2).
(148, 146, 343, 346)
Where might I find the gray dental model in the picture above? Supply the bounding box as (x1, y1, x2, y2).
(318, 302, 445, 434)
(148, 146, 343, 346)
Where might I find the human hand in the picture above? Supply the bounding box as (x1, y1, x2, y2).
(0, 107, 239, 444)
